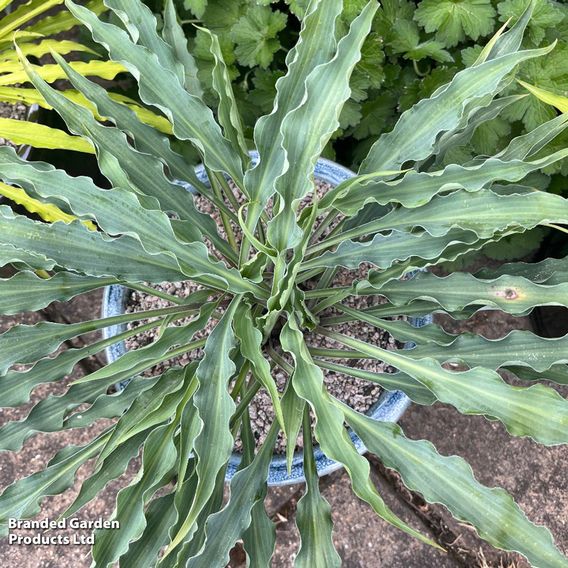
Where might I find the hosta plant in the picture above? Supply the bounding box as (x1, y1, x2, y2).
(1, 0, 568, 566)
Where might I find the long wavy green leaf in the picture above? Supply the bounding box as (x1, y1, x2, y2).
(295, 407, 340, 568)
(0, 300, 197, 375)
(332, 304, 455, 345)
(62, 429, 150, 519)
(233, 303, 284, 431)
(267, 2, 376, 251)
(242, 0, 343, 233)
(92, 421, 178, 567)
(281, 316, 439, 549)
(322, 329, 568, 446)
(314, 359, 436, 406)
(317, 189, 568, 250)
(73, 303, 214, 387)
(65, 0, 243, 184)
(342, 407, 568, 568)
(0, 206, 188, 282)
(97, 367, 193, 464)
(20, 52, 202, 222)
(198, 26, 248, 166)
(0, 317, 161, 409)
(402, 330, 568, 372)
(162, 0, 202, 96)
(359, 33, 550, 173)
(0, 155, 257, 295)
(0, 431, 110, 535)
(325, 149, 568, 215)
(165, 297, 241, 556)
(475, 256, 568, 285)
(0, 271, 116, 315)
(302, 229, 482, 271)
(366, 271, 568, 315)
(185, 423, 278, 567)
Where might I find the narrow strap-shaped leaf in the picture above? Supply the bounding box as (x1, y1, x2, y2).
(326, 149, 568, 214)
(497, 113, 568, 161)
(324, 189, 568, 245)
(0, 431, 110, 535)
(73, 303, 214, 387)
(0, 0, 63, 38)
(198, 27, 249, 167)
(0, 59, 126, 86)
(0, 378, 115, 452)
(0, 117, 94, 153)
(120, 490, 177, 568)
(369, 271, 568, 315)
(0, 271, 116, 315)
(185, 423, 279, 567)
(332, 304, 456, 345)
(475, 256, 568, 285)
(302, 229, 481, 271)
(63, 374, 163, 430)
(0, 300, 197, 374)
(0, 206, 186, 283)
(104, 0, 184, 84)
(0, 242, 55, 271)
(0, 160, 257, 296)
(21, 52, 198, 221)
(65, 0, 244, 183)
(341, 406, 568, 568)
(50, 55, 208, 197)
(163, 469, 226, 567)
(281, 377, 306, 473)
(480, 0, 533, 62)
(0, 86, 173, 134)
(267, 2, 376, 251)
(97, 367, 192, 463)
(92, 422, 179, 568)
(280, 316, 439, 549)
(508, 365, 568, 386)
(62, 429, 150, 519)
(402, 330, 568, 372)
(295, 407, 341, 568)
(322, 329, 568, 446)
(241, 417, 276, 568)
(0, 318, 159, 409)
(359, 41, 553, 173)
(242, 0, 343, 232)
(358, 234, 504, 293)
(433, 94, 527, 162)
(162, 0, 203, 96)
(233, 303, 285, 431)
(165, 297, 241, 556)
(243, 501, 276, 568)
(314, 359, 436, 406)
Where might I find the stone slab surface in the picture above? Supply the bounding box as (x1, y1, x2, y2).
(0, 292, 566, 567)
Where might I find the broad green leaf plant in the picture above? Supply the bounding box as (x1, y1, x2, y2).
(0, 1, 568, 566)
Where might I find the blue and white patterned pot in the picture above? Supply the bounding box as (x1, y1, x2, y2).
(102, 154, 432, 486)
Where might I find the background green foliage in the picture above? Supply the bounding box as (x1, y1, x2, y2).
(141, 0, 568, 260)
